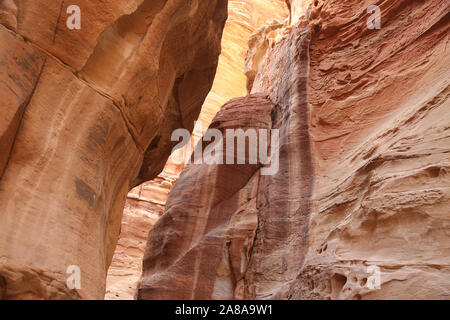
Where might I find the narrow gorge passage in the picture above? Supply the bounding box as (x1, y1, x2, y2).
(105, 0, 289, 300)
(0, 0, 229, 299)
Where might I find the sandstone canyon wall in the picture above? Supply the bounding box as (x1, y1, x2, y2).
(105, 170, 177, 299)
(0, 0, 228, 299)
(138, 0, 450, 299)
(105, 0, 288, 300)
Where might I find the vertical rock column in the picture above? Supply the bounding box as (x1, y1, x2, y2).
(244, 20, 313, 299)
(106, 0, 288, 299)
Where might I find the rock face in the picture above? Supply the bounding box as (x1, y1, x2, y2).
(137, 94, 276, 299)
(299, 0, 450, 300)
(285, 0, 311, 24)
(105, 170, 176, 300)
(105, 0, 288, 299)
(0, 0, 227, 299)
(195, 0, 289, 133)
(139, 0, 450, 299)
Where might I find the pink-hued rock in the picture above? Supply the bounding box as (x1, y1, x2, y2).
(137, 94, 276, 300)
(0, 0, 448, 301)
(0, 0, 227, 299)
(297, 0, 450, 300)
(105, 173, 175, 300)
(138, 0, 450, 300)
(105, 0, 288, 300)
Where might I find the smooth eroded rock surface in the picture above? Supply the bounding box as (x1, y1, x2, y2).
(105, 0, 288, 300)
(137, 94, 276, 299)
(0, 0, 227, 299)
(139, 0, 449, 299)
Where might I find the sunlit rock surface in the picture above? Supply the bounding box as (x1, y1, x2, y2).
(105, 0, 288, 300)
(138, 0, 450, 300)
(0, 0, 227, 299)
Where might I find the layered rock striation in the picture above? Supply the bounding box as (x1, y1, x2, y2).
(139, 0, 450, 299)
(0, 0, 227, 299)
(105, 170, 177, 300)
(105, 0, 288, 299)
(298, 0, 450, 300)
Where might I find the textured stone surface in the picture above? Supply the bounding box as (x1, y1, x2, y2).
(0, 27, 46, 178)
(244, 19, 313, 299)
(105, 172, 176, 300)
(296, 0, 450, 300)
(1, 0, 448, 301)
(0, 0, 227, 299)
(105, 0, 288, 300)
(137, 94, 276, 299)
(285, 0, 312, 24)
(139, 0, 450, 299)
(195, 0, 288, 134)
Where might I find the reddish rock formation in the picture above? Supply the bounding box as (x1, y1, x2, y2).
(138, 0, 450, 299)
(285, 0, 312, 24)
(0, 0, 227, 299)
(137, 94, 276, 299)
(297, 0, 450, 300)
(105, 0, 288, 299)
(105, 171, 176, 300)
